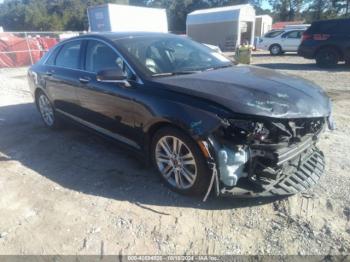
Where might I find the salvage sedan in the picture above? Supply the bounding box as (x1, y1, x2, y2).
(27, 33, 333, 199)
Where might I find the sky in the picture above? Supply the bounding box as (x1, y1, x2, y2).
(261, 0, 272, 10)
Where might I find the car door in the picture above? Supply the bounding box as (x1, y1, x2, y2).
(75, 39, 140, 149)
(43, 40, 83, 116)
(281, 31, 303, 51)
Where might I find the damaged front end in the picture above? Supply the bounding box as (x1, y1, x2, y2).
(202, 116, 331, 200)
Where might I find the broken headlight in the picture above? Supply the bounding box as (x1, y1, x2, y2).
(219, 119, 270, 144)
(222, 118, 327, 145)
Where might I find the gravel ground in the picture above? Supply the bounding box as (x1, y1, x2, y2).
(0, 52, 349, 255)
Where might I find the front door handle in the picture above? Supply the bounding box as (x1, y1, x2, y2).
(79, 77, 91, 84)
(45, 71, 53, 76)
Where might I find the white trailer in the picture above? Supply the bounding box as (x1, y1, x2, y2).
(255, 15, 272, 37)
(88, 4, 168, 33)
(186, 4, 256, 51)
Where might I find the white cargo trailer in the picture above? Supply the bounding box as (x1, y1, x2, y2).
(186, 4, 256, 51)
(255, 15, 273, 37)
(88, 4, 168, 33)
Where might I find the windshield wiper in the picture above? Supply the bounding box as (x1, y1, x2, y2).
(205, 64, 233, 71)
(152, 71, 201, 77)
(152, 65, 232, 77)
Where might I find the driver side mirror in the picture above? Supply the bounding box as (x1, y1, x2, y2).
(96, 68, 131, 87)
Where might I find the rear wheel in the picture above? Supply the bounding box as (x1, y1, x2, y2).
(270, 44, 282, 56)
(151, 127, 210, 195)
(316, 48, 339, 68)
(36, 91, 61, 129)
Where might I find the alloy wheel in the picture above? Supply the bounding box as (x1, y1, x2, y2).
(38, 94, 55, 127)
(270, 45, 281, 55)
(155, 136, 197, 190)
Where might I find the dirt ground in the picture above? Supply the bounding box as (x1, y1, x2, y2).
(0, 52, 349, 255)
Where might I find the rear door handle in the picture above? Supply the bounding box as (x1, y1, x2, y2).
(79, 77, 91, 84)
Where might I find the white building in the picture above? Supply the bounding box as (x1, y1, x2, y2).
(255, 15, 273, 37)
(186, 4, 256, 51)
(88, 4, 168, 33)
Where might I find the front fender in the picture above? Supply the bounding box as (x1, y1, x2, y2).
(143, 100, 224, 140)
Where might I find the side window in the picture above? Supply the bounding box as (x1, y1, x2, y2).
(85, 40, 122, 73)
(264, 30, 283, 38)
(45, 46, 61, 66)
(283, 31, 299, 39)
(55, 41, 81, 69)
(85, 40, 134, 79)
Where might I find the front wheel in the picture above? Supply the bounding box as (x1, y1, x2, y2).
(36, 91, 61, 129)
(151, 127, 210, 196)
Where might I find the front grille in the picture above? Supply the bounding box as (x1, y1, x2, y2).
(259, 147, 325, 196)
(274, 135, 314, 166)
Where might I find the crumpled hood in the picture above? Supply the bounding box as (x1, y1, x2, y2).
(153, 65, 331, 119)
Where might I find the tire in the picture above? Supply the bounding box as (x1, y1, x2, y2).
(269, 44, 282, 56)
(151, 127, 210, 196)
(316, 48, 339, 68)
(36, 91, 61, 129)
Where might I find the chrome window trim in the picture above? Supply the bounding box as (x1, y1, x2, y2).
(56, 109, 141, 150)
(44, 37, 144, 85)
(41, 44, 62, 65)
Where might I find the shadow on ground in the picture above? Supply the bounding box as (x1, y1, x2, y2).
(0, 103, 284, 211)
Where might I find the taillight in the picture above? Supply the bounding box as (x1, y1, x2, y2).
(302, 33, 312, 42)
(302, 32, 330, 42)
(313, 34, 330, 41)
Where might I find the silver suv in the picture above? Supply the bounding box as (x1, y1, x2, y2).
(257, 29, 306, 55)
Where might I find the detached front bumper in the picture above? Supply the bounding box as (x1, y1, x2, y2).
(220, 146, 325, 197)
(204, 138, 326, 199)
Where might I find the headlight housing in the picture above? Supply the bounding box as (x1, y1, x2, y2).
(216, 117, 326, 146)
(216, 119, 270, 145)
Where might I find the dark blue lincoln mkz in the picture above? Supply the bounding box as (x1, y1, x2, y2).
(28, 33, 333, 198)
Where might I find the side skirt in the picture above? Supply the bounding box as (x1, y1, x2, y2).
(55, 109, 141, 150)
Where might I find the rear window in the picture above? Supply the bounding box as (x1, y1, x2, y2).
(308, 19, 350, 34)
(264, 30, 284, 38)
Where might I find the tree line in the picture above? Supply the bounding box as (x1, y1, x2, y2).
(0, 0, 349, 32)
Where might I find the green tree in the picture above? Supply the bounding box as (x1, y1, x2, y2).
(304, 0, 350, 21)
(0, 0, 347, 32)
(268, 0, 304, 21)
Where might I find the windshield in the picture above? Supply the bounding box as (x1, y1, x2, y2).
(115, 35, 232, 77)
